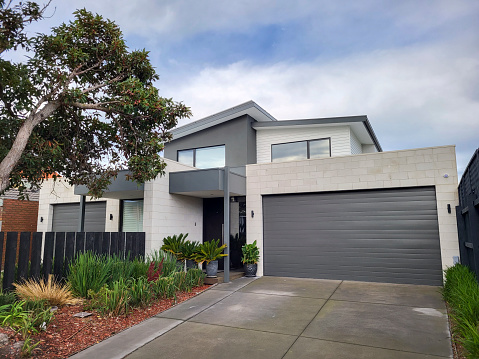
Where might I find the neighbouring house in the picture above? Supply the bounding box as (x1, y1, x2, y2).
(1, 187, 40, 266)
(1, 188, 39, 233)
(37, 101, 460, 285)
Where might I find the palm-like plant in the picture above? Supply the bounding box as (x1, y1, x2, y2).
(180, 241, 200, 261)
(194, 239, 227, 265)
(161, 233, 188, 258)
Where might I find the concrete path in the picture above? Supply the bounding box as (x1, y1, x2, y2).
(70, 277, 452, 359)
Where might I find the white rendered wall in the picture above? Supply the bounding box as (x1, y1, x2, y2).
(362, 144, 377, 153)
(256, 125, 351, 163)
(350, 129, 362, 155)
(37, 178, 120, 232)
(246, 145, 460, 277)
(143, 159, 203, 255)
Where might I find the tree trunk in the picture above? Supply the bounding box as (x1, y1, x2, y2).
(0, 102, 59, 193)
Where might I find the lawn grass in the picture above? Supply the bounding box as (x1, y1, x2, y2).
(443, 264, 479, 358)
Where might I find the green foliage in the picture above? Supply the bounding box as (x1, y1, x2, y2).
(0, 292, 17, 306)
(161, 233, 188, 258)
(443, 264, 479, 358)
(194, 239, 227, 265)
(0, 298, 53, 354)
(241, 240, 260, 264)
(68, 252, 113, 298)
(151, 277, 176, 299)
(0, 0, 50, 53)
(185, 269, 206, 288)
(0, 5, 191, 197)
(127, 276, 152, 308)
(87, 278, 130, 317)
(148, 249, 179, 276)
(180, 241, 200, 261)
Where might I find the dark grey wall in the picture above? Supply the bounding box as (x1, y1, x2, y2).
(164, 115, 257, 167)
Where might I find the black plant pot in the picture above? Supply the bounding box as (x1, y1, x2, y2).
(186, 259, 197, 270)
(244, 263, 257, 277)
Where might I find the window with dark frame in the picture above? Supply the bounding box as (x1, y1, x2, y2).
(177, 145, 225, 169)
(271, 138, 330, 162)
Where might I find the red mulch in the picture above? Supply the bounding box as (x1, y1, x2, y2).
(0, 285, 210, 358)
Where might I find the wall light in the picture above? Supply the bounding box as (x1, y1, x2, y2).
(251, 210, 254, 218)
(40, 217, 43, 223)
(110, 214, 113, 220)
(447, 204, 451, 214)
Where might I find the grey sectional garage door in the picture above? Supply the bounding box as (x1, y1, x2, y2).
(52, 202, 106, 232)
(263, 187, 443, 285)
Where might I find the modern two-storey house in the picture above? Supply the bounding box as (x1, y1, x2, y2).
(37, 101, 460, 286)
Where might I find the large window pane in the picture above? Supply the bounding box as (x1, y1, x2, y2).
(122, 200, 143, 232)
(195, 145, 225, 169)
(272, 141, 307, 162)
(309, 139, 330, 159)
(178, 149, 194, 166)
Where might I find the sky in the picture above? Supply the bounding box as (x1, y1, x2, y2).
(17, 0, 479, 176)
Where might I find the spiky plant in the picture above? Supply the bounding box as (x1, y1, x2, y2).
(161, 233, 188, 258)
(14, 275, 80, 306)
(193, 239, 227, 265)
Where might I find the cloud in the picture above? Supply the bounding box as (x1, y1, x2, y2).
(58, 0, 479, 42)
(161, 38, 479, 173)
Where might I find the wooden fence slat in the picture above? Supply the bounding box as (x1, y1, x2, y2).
(118, 232, 125, 259)
(110, 232, 119, 256)
(17, 232, 31, 281)
(53, 232, 66, 279)
(64, 232, 76, 271)
(29, 232, 42, 279)
(75, 232, 85, 254)
(0, 232, 4, 273)
(94, 232, 102, 255)
(43, 232, 54, 279)
(125, 232, 134, 259)
(3, 232, 18, 291)
(101, 233, 110, 256)
(139, 232, 145, 259)
(85, 232, 95, 252)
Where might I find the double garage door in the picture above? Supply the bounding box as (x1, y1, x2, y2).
(52, 202, 106, 232)
(263, 187, 443, 286)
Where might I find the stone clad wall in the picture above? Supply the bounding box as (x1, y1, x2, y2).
(246, 145, 459, 277)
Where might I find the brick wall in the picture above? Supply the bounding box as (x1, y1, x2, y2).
(1, 199, 39, 233)
(0, 199, 39, 268)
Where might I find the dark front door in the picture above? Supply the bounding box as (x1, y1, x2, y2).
(203, 198, 225, 269)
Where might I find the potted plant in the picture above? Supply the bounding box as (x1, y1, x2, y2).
(181, 240, 200, 270)
(161, 233, 188, 258)
(242, 240, 259, 277)
(194, 239, 227, 277)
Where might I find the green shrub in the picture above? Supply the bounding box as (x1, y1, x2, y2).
(151, 277, 176, 299)
(127, 277, 152, 308)
(161, 233, 188, 258)
(87, 278, 130, 316)
(171, 271, 188, 292)
(443, 264, 479, 358)
(148, 250, 180, 276)
(185, 268, 206, 288)
(68, 252, 113, 298)
(0, 292, 17, 306)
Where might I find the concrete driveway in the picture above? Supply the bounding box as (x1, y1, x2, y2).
(71, 276, 452, 359)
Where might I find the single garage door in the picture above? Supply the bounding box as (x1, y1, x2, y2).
(52, 202, 106, 232)
(263, 186, 443, 285)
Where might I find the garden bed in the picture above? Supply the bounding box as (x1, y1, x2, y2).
(0, 284, 209, 358)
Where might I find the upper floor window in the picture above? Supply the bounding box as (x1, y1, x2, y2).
(271, 138, 330, 162)
(177, 145, 225, 169)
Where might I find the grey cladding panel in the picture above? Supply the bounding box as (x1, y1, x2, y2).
(52, 202, 106, 232)
(263, 187, 443, 285)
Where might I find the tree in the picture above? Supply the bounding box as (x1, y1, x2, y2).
(0, 2, 191, 198)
